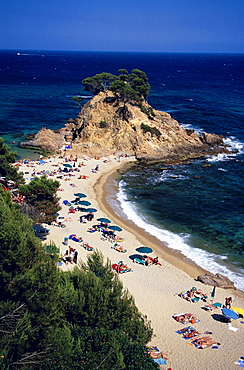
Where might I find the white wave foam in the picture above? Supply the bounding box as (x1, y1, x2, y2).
(160, 173, 189, 182)
(218, 168, 228, 172)
(117, 181, 244, 291)
(180, 123, 204, 135)
(224, 136, 244, 154)
(206, 153, 233, 162)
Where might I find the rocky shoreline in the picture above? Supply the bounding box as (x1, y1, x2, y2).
(20, 91, 230, 163)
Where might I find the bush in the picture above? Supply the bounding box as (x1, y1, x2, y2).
(141, 123, 161, 139)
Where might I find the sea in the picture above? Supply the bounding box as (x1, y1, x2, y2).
(0, 50, 243, 290)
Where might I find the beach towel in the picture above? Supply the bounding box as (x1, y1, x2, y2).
(176, 326, 200, 339)
(176, 326, 195, 334)
(234, 357, 244, 368)
(147, 347, 167, 365)
(172, 313, 200, 324)
(202, 302, 223, 311)
(153, 358, 167, 365)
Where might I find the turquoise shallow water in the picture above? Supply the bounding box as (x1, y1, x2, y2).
(1, 50, 243, 289)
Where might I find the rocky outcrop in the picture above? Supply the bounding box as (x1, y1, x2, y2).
(19, 128, 65, 152)
(196, 273, 236, 289)
(20, 91, 229, 161)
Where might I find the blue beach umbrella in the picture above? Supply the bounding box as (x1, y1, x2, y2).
(78, 200, 91, 206)
(108, 225, 122, 232)
(63, 163, 72, 168)
(221, 308, 239, 321)
(86, 208, 97, 213)
(136, 246, 153, 254)
(97, 217, 111, 223)
(74, 193, 86, 198)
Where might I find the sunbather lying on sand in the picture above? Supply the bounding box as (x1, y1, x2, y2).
(191, 336, 220, 347)
(183, 329, 200, 338)
(148, 351, 169, 360)
(174, 313, 197, 324)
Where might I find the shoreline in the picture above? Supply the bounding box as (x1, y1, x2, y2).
(95, 162, 209, 279)
(18, 154, 244, 369)
(95, 160, 244, 299)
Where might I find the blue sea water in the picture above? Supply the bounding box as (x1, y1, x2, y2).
(0, 50, 244, 290)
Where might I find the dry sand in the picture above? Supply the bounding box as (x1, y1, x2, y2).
(19, 154, 244, 370)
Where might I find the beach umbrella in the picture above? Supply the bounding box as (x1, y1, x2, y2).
(63, 163, 72, 168)
(232, 307, 244, 316)
(136, 246, 153, 254)
(97, 217, 111, 223)
(221, 308, 239, 321)
(78, 200, 91, 206)
(74, 193, 86, 198)
(86, 208, 97, 213)
(211, 285, 216, 299)
(108, 225, 122, 232)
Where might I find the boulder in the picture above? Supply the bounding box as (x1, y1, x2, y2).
(196, 273, 236, 289)
(19, 128, 66, 152)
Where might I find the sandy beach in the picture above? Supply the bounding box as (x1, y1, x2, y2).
(18, 154, 244, 370)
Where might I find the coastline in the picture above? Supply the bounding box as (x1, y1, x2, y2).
(18, 154, 244, 369)
(95, 162, 209, 279)
(95, 161, 244, 299)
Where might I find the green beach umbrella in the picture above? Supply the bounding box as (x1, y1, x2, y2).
(86, 208, 97, 213)
(108, 225, 122, 232)
(97, 217, 111, 223)
(136, 246, 153, 254)
(74, 193, 86, 198)
(78, 200, 91, 206)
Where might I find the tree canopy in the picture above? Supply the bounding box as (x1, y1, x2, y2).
(0, 189, 157, 369)
(82, 69, 150, 103)
(0, 138, 159, 369)
(19, 175, 61, 224)
(0, 138, 24, 185)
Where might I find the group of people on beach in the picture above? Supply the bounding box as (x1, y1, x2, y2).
(62, 247, 78, 264)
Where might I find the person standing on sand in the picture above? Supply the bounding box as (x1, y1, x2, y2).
(225, 297, 232, 309)
(73, 250, 78, 264)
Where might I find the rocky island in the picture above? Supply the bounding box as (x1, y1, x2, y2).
(20, 69, 229, 163)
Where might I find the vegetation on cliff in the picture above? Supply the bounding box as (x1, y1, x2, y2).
(0, 140, 157, 369)
(0, 138, 24, 185)
(82, 68, 150, 103)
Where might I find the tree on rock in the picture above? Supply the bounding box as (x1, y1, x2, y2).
(82, 69, 150, 103)
(82, 72, 117, 95)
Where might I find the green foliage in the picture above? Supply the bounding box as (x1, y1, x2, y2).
(0, 137, 24, 185)
(82, 73, 117, 95)
(99, 120, 108, 128)
(82, 69, 151, 104)
(141, 123, 161, 139)
(0, 197, 156, 369)
(19, 175, 61, 223)
(71, 96, 83, 107)
(140, 105, 156, 119)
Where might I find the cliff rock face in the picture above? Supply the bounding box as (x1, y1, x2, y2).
(20, 92, 227, 162)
